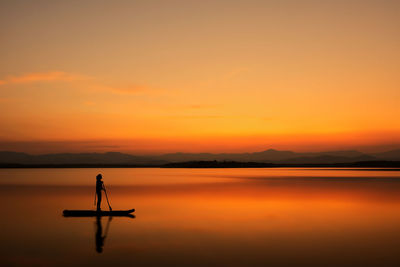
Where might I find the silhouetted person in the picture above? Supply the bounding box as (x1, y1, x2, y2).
(96, 174, 104, 211)
(95, 216, 104, 253)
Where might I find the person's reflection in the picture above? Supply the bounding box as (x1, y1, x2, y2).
(95, 216, 111, 253)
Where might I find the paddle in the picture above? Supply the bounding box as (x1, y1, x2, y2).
(103, 216, 112, 241)
(103, 184, 112, 211)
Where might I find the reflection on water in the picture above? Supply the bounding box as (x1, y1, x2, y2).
(95, 216, 110, 253)
(64, 213, 134, 254)
(1, 168, 400, 266)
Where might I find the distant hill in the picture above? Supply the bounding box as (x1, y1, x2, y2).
(373, 149, 400, 161)
(154, 149, 373, 163)
(279, 154, 377, 164)
(0, 148, 399, 166)
(0, 151, 165, 166)
(162, 160, 400, 168)
(152, 149, 297, 162)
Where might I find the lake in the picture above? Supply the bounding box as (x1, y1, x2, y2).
(1, 168, 400, 266)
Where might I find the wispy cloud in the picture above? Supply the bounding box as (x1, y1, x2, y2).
(165, 115, 224, 119)
(222, 68, 250, 81)
(164, 104, 219, 111)
(0, 71, 90, 86)
(83, 101, 96, 106)
(184, 104, 218, 109)
(92, 84, 160, 95)
(0, 97, 12, 103)
(259, 116, 273, 121)
(0, 71, 163, 97)
(164, 114, 273, 121)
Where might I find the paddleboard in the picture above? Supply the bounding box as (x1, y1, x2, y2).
(63, 209, 135, 217)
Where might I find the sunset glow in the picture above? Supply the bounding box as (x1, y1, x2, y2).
(1, 0, 399, 154)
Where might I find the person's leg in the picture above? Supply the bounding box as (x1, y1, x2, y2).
(97, 192, 102, 211)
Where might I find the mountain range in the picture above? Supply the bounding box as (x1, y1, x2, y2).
(1, 149, 400, 166)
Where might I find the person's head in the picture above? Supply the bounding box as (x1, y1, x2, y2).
(96, 174, 102, 180)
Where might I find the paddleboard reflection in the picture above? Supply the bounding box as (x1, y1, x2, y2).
(63, 214, 135, 253)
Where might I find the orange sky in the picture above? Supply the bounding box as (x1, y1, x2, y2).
(0, 0, 399, 154)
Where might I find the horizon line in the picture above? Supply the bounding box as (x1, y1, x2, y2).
(1, 147, 400, 156)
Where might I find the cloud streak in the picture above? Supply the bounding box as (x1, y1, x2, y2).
(92, 84, 161, 95)
(0, 71, 89, 86)
(0, 71, 162, 96)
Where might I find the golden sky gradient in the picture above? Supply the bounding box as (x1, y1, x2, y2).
(0, 0, 399, 154)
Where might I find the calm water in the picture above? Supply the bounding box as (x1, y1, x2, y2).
(1, 168, 400, 266)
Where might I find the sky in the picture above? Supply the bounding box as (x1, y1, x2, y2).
(0, 0, 399, 154)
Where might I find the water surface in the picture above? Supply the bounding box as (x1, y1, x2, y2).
(1, 168, 400, 266)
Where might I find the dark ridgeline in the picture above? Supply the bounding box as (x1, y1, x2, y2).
(1, 149, 400, 168)
(162, 160, 400, 168)
(163, 161, 275, 168)
(0, 151, 167, 166)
